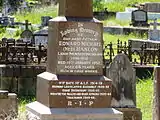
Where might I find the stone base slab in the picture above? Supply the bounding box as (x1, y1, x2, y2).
(116, 108, 142, 120)
(26, 101, 123, 120)
(0, 92, 18, 119)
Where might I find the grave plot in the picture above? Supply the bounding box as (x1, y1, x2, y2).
(26, 0, 123, 120)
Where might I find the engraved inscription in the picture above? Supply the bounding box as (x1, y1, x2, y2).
(57, 22, 103, 75)
(49, 80, 112, 108)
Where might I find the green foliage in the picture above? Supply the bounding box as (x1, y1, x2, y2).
(105, 0, 160, 12)
(93, 0, 106, 11)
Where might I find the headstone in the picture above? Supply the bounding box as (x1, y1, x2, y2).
(106, 53, 136, 107)
(0, 90, 17, 119)
(26, 0, 123, 120)
(2, 0, 11, 16)
(143, 2, 160, 13)
(130, 10, 149, 27)
(106, 53, 142, 120)
(41, 16, 52, 27)
(20, 20, 33, 43)
(33, 27, 48, 47)
(149, 19, 160, 41)
(116, 7, 138, 21)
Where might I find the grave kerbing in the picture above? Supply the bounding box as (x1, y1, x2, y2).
(26, 0, 123, 119)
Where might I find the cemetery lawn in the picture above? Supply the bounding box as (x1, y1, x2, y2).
(103, 33, 147, 46)
(104, 0, 160, 12)
(136, 79, 153, 120)
(15, 5, 58, 24)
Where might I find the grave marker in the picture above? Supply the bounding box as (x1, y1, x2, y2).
(41, 16, 52, 27)
(130, 10, 149, 27)
(26, 0, 123, 120)
(20, 20, 33, 43)
(0, 90, 17, 119)
(106, 53, 142, 120)
(106, 53, 136, 107)
(143, 2, 160, 13)
(33, 27, 48, 46)
(149, 19, 160, 41)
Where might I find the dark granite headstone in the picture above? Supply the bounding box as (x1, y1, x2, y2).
(131, 10, 149, 27)
(41, 16, 52, 27)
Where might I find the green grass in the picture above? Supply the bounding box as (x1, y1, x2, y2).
(105, 0, 160, 12)
(136, 79, 153, 120)
(103, 17, 130, 27)
(103, 33, 147, 46)
(14, 5, 58, 24)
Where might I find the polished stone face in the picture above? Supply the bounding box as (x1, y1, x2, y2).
(36, 72, 112, 108)
(58, 0, 93, 18)
(47, 21, 103, 76)
(48, 80, 112, 108)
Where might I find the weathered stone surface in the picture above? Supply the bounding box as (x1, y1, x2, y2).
(59, 0, 93, 18)
(143, 2, 160, 13)
(116, 108, 142, 120)
(26, 102, 123, 120)
(0, 92, 18, 119)
(0, 90, 8, 99)
(149, 19, 160, 41)
(106, 53, 136, 107)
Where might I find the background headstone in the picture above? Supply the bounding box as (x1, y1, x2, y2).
(34, 27, 48, 46)
(131, 10, 149, 27)
(143, 2, 160, 13)
(106, 53, 136, 107)
(149, 19, 160, 41)
(41, 16, 52, 27)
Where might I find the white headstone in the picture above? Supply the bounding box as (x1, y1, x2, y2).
(149, 19, 160, 41)
(34, 27, 48, 46)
